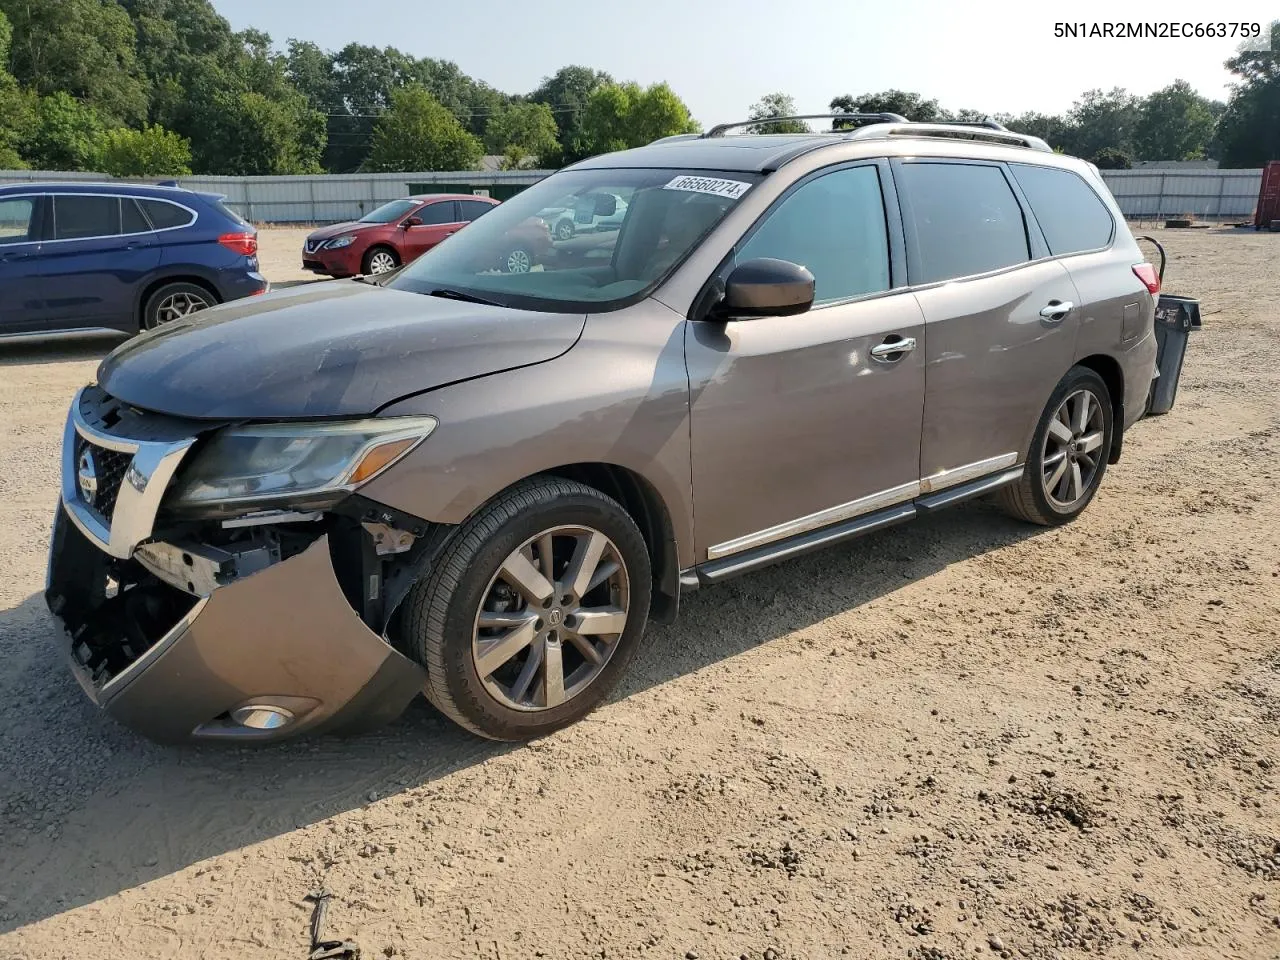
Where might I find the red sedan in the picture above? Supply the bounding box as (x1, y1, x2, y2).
(302, 194, 553, 278)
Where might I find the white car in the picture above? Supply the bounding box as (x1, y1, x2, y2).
(536, 191, 628, 241)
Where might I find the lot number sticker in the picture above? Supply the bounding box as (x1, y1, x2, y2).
(663, 176, 752, 200)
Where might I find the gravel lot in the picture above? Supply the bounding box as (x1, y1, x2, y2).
(0, 227, 1277, 960)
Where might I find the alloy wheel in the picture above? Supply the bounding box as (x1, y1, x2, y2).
(155, 291, 210, 325)
(367, 250, 398, 275)
(1040, 388, 1105, 508)
(505, 248, 532, 273)
(555, 220, 574, 241)
(472, 525, 630, 712)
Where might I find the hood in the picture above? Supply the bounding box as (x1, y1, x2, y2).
(306, 220, 373, 241)
(97, 282, 586, 420)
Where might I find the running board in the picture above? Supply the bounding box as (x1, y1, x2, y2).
(697, 503, 916, 584)
(915, 465, 1023, 512)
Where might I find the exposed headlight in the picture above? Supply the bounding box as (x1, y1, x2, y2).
(325, 235, 357, 249)
(166, 417, 437, 515)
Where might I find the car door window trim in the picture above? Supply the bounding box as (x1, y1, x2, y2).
(23, 192, 199, 246)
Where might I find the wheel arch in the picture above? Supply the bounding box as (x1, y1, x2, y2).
(1075, 353, 1125, 464)
(364, 243, 400, 270)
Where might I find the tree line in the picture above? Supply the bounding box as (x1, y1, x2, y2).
(0, 1, 1276, 177)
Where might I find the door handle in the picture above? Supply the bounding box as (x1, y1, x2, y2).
(1040, 300, 1074, 322)
(870, 336, 917, 361)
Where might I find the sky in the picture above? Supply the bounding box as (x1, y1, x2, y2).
(210, 0, 1274, 125)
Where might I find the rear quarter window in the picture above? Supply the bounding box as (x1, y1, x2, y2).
(139, 199, 196, 231)
(1009, 163, 1115, 256)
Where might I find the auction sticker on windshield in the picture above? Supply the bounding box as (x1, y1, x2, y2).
(663, 176, 752, 200)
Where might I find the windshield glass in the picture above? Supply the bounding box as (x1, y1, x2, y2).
(359, 199, 420, 223)
(385, 168, 760, 311)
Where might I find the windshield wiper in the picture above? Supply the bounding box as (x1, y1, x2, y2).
(428, 288, 504, 307)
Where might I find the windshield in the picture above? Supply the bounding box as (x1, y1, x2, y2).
(386, 168, 760, 312)
(359, 199, 420, 224)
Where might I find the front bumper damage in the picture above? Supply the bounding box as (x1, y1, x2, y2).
(45, 386, 430, 744)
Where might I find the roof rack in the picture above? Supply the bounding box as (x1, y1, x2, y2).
(703, 113, 907, 138)
(845, 122, 1053, 152)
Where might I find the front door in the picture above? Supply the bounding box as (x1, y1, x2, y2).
(400, 200, 464, 262)
(0, 194, 43, 334)
(891, 160, 1082, 486)
(686, 162, 926, 563)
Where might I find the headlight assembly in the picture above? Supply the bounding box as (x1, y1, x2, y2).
(325, 235, 357, 249)
(166, 417, 436, 515)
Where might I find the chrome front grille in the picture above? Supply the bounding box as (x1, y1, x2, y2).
(74, 437, 132, 524)
(305, 239, 322, 254)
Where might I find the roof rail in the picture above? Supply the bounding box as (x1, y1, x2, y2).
(846, 122, 1052, 153)
(940, 118, 1008, 131)
(649, 133, 703, 145)
(703, 113, 907, 138)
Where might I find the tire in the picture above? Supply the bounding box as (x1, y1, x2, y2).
(997, 366, 1114, 526)
(401, 477, 652, 741)
(362, 246, 400, 276)
(554, 218, 575, 241)
(142, 281, 217, 331)
(503, 247, 533, 273)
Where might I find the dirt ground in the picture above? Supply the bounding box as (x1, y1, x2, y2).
(0, 228, 1277, 960)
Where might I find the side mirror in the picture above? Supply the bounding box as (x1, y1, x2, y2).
(713, 258, 815, 320)
(593, 193, 617, 217)
(402, 216, 423, 228)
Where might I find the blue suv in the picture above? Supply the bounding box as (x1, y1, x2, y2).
(0, 182, 268, 340)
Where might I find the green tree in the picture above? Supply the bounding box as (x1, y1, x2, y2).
(1216, 21, 1280, 168)
(577, 82, 698, 158)
(23, 92, 105, 170)
(0, 0, 149, 124)
(0, 9, 35, 168)
(747, 92, 809, 133)
(1133, 80, 1216, 160)
(994, 111, 1073, 149)
(830, 90, 943, 123)
(89, 123, 192, 176)
(484, 101, 560, 165)
(195, 90, 324, 174)
(1092, 147, 1133, 170)
(1063, 87, 1140, 161)
(366, 85, 482, 172)
(530, 65, 614, 165)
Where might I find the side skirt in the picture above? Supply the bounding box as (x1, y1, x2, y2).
(685, 466, 1024, 587)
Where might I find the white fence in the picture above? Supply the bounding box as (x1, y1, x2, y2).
(0, 166, 1265, 224)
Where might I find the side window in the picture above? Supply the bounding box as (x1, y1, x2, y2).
(53, 195, 121, 240)
(737, 165, 891, 304)
(138, 199, 195, 230)
(458, 199, 494, 221)
(413, 202, 458, 226)
(0, 197, 35, 245)
(1009, 163, 1114, 256)
(897, 162, 1030, 284)
(122, 198, 151, 234)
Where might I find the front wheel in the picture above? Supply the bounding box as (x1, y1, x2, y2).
(363, 246, 400, 276)
(554, 219, 575, 241)
(400, 477, 652, 741)
(997, 366, 1114, 526)
(503, 247, 533, 273)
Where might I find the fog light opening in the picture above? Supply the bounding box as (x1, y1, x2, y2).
(231, 704, 295, 730)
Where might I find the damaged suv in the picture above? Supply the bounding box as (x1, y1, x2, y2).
(47, 115, 1159, 744)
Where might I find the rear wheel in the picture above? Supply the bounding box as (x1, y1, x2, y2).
(363, 246, 400, 276)
(401, 478, 651, 741)
(997, 366, 1114, 526)
(142, 282, 216, 330)
(554, 218, 574, 241)
(503, 247, 533, 273)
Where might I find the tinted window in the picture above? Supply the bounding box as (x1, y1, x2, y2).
(414, 201, 458, 226)
(737, 165, 890, 304)
(214, 199, 250, 227)
(0, 197, 35, 244)
(139, 199, 194, 230)
(122, 198, 150, 234)
(458, 199, 495, 221)
(898, 162, 1030, 283)
(1010, 163, 1114, 255)
(358, 199, 419, 223)
(54, 195, 121, 240)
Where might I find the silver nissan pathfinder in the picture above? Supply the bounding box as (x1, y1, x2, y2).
(46, 115, 1160, 743)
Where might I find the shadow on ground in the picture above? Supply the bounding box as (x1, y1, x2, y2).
(0, 499, 1041, 932)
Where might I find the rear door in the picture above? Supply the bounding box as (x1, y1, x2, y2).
(400, 200, 464, 261)
(893, 159, 1081, 487)
(0, 194, 43, 334)
(31, 194, 161, 331)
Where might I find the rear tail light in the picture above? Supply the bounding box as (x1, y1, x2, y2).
(219, 232, 258, 257)
(1132, 262, 1160, 294)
